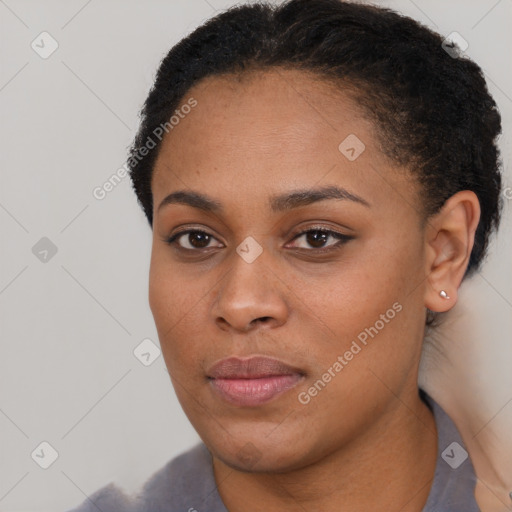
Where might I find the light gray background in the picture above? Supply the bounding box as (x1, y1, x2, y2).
(0, 1, 510, 511)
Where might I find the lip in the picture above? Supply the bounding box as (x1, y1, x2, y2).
(207, 356, 305, 407)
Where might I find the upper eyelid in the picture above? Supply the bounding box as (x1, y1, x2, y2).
(289, 225, 350, 237)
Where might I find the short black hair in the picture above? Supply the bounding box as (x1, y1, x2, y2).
(128, 0, 503, 279)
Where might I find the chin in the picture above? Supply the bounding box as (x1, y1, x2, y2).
(215, 446, 308, 473)
(203, 426, 319, 473)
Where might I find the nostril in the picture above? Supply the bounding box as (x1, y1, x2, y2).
(253, 316, 272, 324)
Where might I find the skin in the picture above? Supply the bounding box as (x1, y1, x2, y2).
(148, 68, 480, 511)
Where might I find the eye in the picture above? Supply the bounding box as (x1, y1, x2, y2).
(165, 229, 223, 250)
(287, 228, 354, 251)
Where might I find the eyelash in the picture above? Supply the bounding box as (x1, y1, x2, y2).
(164, 227, 354, 254)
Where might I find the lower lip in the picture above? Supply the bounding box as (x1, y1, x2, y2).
(209, 374, 303, 407)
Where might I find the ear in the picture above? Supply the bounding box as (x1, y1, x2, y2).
(424, 191, 481, 313)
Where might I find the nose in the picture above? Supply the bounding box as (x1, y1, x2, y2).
(211, 250, 289, 333)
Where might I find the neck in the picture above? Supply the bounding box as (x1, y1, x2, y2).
(212, 390, 437, 512)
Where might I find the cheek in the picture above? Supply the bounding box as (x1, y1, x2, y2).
(308, 235, 423, 376)
(148, 253, 208, 369)
(312, 261, 399, 338)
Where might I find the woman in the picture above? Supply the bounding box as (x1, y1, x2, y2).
(68, 0, 504, 510)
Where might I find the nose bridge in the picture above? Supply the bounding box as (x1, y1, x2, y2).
(212, 242, 288, 331)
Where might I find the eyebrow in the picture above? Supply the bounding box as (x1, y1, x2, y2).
(157, 185, 370, 214)
(269, 185, 370, 211)
(158, 190, 223, 214)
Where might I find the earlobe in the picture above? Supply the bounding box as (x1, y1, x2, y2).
(424, 191, 480, 313)
(426, 286, 457, 313)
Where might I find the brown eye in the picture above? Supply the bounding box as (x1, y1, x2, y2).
(185, 232, 211, 248)
(305, 230, 330, 248)
(166, 230, 222, 250)
(289, 229, 353, 251)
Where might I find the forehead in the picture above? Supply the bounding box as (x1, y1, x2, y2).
(162, 68, 374, 150)
(151, 68, 417, 213)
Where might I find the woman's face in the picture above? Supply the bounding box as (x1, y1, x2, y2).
(149, 69, 429, 472)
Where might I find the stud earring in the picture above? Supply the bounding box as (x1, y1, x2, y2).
(439, 290, 450, 299)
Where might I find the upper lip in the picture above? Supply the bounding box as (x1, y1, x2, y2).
(207, 356, 305, 379)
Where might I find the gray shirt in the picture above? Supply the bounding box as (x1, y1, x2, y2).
(66, 392, 480, 512)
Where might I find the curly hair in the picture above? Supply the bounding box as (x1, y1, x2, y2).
(128, 0, 502, 281)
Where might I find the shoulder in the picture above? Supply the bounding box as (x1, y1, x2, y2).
(421, 391, 480, 512)
(64, 443, 218, 512)
(137, 442, 219, 510)
(63, 481, 139, 512)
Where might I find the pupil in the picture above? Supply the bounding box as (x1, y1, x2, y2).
(190, 232, 210, 248)
(307, 231, 327, 248)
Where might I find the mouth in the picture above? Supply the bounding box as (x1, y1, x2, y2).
(206, 355, 306, 407)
